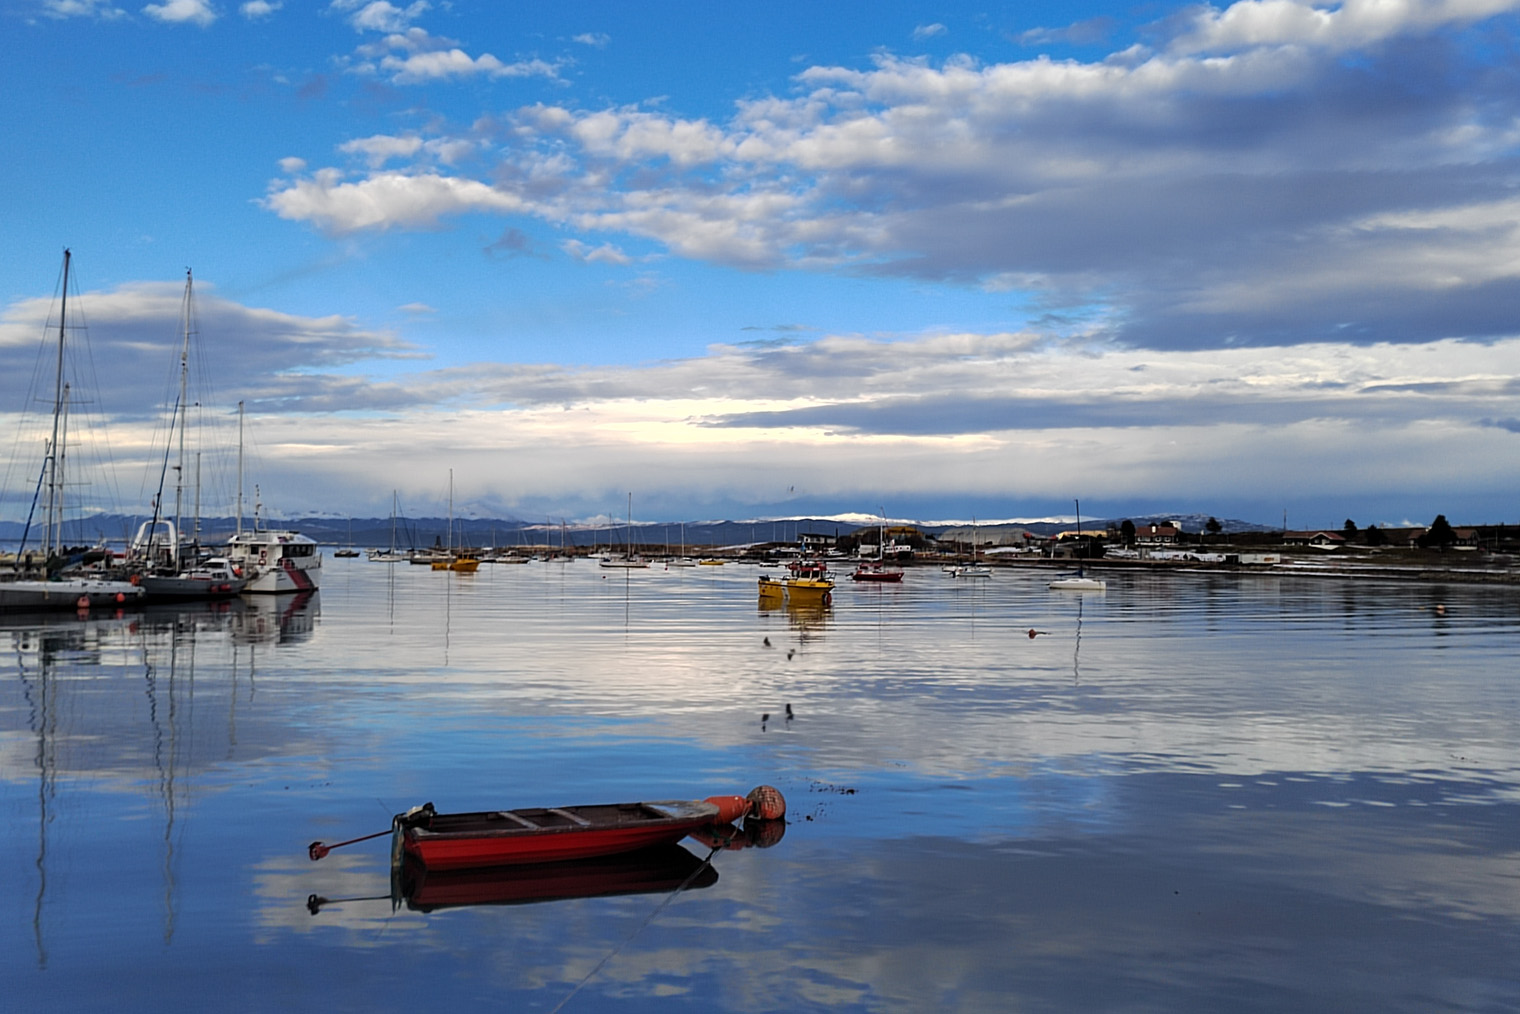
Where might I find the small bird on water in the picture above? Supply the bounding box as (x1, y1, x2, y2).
(785, 703, 794, 720)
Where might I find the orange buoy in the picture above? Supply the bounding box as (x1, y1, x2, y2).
(76, 596, 90, 609)
(747, 784, 786, 821)
(115, 592, 125, 602)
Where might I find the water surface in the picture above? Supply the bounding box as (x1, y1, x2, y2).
(5, 560, 1518, 1011)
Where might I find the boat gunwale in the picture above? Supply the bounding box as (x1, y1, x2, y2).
(401, 798, 720, 842)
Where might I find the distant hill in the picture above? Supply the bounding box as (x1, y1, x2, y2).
(0, 511, 1279, 548)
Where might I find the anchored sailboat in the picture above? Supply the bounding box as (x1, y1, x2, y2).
(2, 250, 144, 611)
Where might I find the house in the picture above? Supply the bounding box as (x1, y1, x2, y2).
(1133, 522, 1179, 545)
(1283, 531, 1346, 549)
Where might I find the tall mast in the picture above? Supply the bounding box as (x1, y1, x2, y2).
(235, 401, 245, 537)
(43, 250, 71, 558)
(172, 269, 193, 565)
(53, 384, 70, 556)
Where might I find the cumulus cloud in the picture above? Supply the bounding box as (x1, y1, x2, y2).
(561, 239, 632, 265)
(240, 0, 279, 17)
(330, 0, 428, 33)
(142, 0, 216, 25)
(346, 27, 563, 83)
(42, 0, 126, 17)
(572, 32, 610, 47)
(0, 279, 416, 412)
(263, 168, 527, 233)
(265, 0, 1520, 353)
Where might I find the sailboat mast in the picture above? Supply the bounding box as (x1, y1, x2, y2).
(172, 269, 192, 565)
(43, 250, 70, 558)
(235, 401, 244, 538)
(53, 384, 70, 556)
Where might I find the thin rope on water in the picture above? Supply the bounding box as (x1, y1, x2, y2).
(547, 845, 720, 1014)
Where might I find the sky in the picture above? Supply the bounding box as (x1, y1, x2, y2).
(3, 0, 1519, 531)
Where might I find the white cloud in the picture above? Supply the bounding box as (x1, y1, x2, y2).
(329, 0, 429, 33)
(572, 32, 610, 47)
(561, 239, 632, 265)
(142, 0, 216, 25)
(348, 28, 563, 84)
(42, 0, 127, 17)
(240, 0, 279, 17)
(263, 169, 527, 233)
(912, 23, 947, 40)
(1170, 0, 1520, 55)
(267, 0, 1520, 351)
(339, 133, 425, 168)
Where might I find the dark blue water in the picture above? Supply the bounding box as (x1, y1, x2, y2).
(5, 561, 1519, 1011)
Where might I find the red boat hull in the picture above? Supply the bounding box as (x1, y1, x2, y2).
(394, 795, 752, 871)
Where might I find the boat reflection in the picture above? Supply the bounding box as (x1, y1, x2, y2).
(758, 598, 833, 634)
(307, 819, 785, 916)
(393, 842, 718, 912)
(232, 591, 319, 644)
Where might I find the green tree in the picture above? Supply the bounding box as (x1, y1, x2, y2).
(1343, 518, 1358, 534)
(1120, 518, 1136, 546)
(1364, 524, 1386, 547)
(1206, 517, 1222, 539)
(1420, 514, 1456, 550)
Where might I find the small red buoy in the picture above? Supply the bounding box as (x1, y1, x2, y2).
(76, 596, 90, 609)
(116, 592, 126, 602)
(1028, 628, 1038, 639)
(747, 784, 786, 821)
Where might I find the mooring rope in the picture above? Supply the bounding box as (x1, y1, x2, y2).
(546, 845, 721, 1014)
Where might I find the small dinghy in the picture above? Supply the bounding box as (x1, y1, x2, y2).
(309, 785, 786, 872)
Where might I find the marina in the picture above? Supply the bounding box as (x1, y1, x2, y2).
(5, 557, 1519, 1011)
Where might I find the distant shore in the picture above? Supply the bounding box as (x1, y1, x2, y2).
(999, 554, 1520, 585)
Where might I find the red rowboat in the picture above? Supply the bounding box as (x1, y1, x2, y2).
(386, 785, 785, 872)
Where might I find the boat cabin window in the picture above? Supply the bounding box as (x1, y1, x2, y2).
(285, 543, 314, 557)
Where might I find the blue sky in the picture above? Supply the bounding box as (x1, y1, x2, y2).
(3, 0, 1519, 530)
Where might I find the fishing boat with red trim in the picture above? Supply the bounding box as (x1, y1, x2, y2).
(309, 785, 786, 872)
(225, 526, 321, 593)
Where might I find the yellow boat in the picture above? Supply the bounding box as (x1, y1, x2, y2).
(758, 575, 833, 606)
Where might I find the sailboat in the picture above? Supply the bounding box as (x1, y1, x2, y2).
(223, 404, 324, 594)
(1049, 499, 1106, 590)
(334, 517, 360, 558)
(123, 270, 251, 600)
(1, 250, 145, 612)
(947, 516, 992, 578)
(431, 471, 479, 572)
(600, 493, 649, 568)
(669, 520, 696, 566)
(368, 492, 407, 561)
(851, 510, 904, 582)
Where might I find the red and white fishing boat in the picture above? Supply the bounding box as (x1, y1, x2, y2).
(225, 527, 322, 593)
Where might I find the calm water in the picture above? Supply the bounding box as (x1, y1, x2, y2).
(4, 559, 1519, 1012)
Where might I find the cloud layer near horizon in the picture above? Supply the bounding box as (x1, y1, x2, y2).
(3, 277, 1516, 524)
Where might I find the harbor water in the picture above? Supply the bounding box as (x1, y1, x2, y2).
(4, 558, 1519, 1011)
